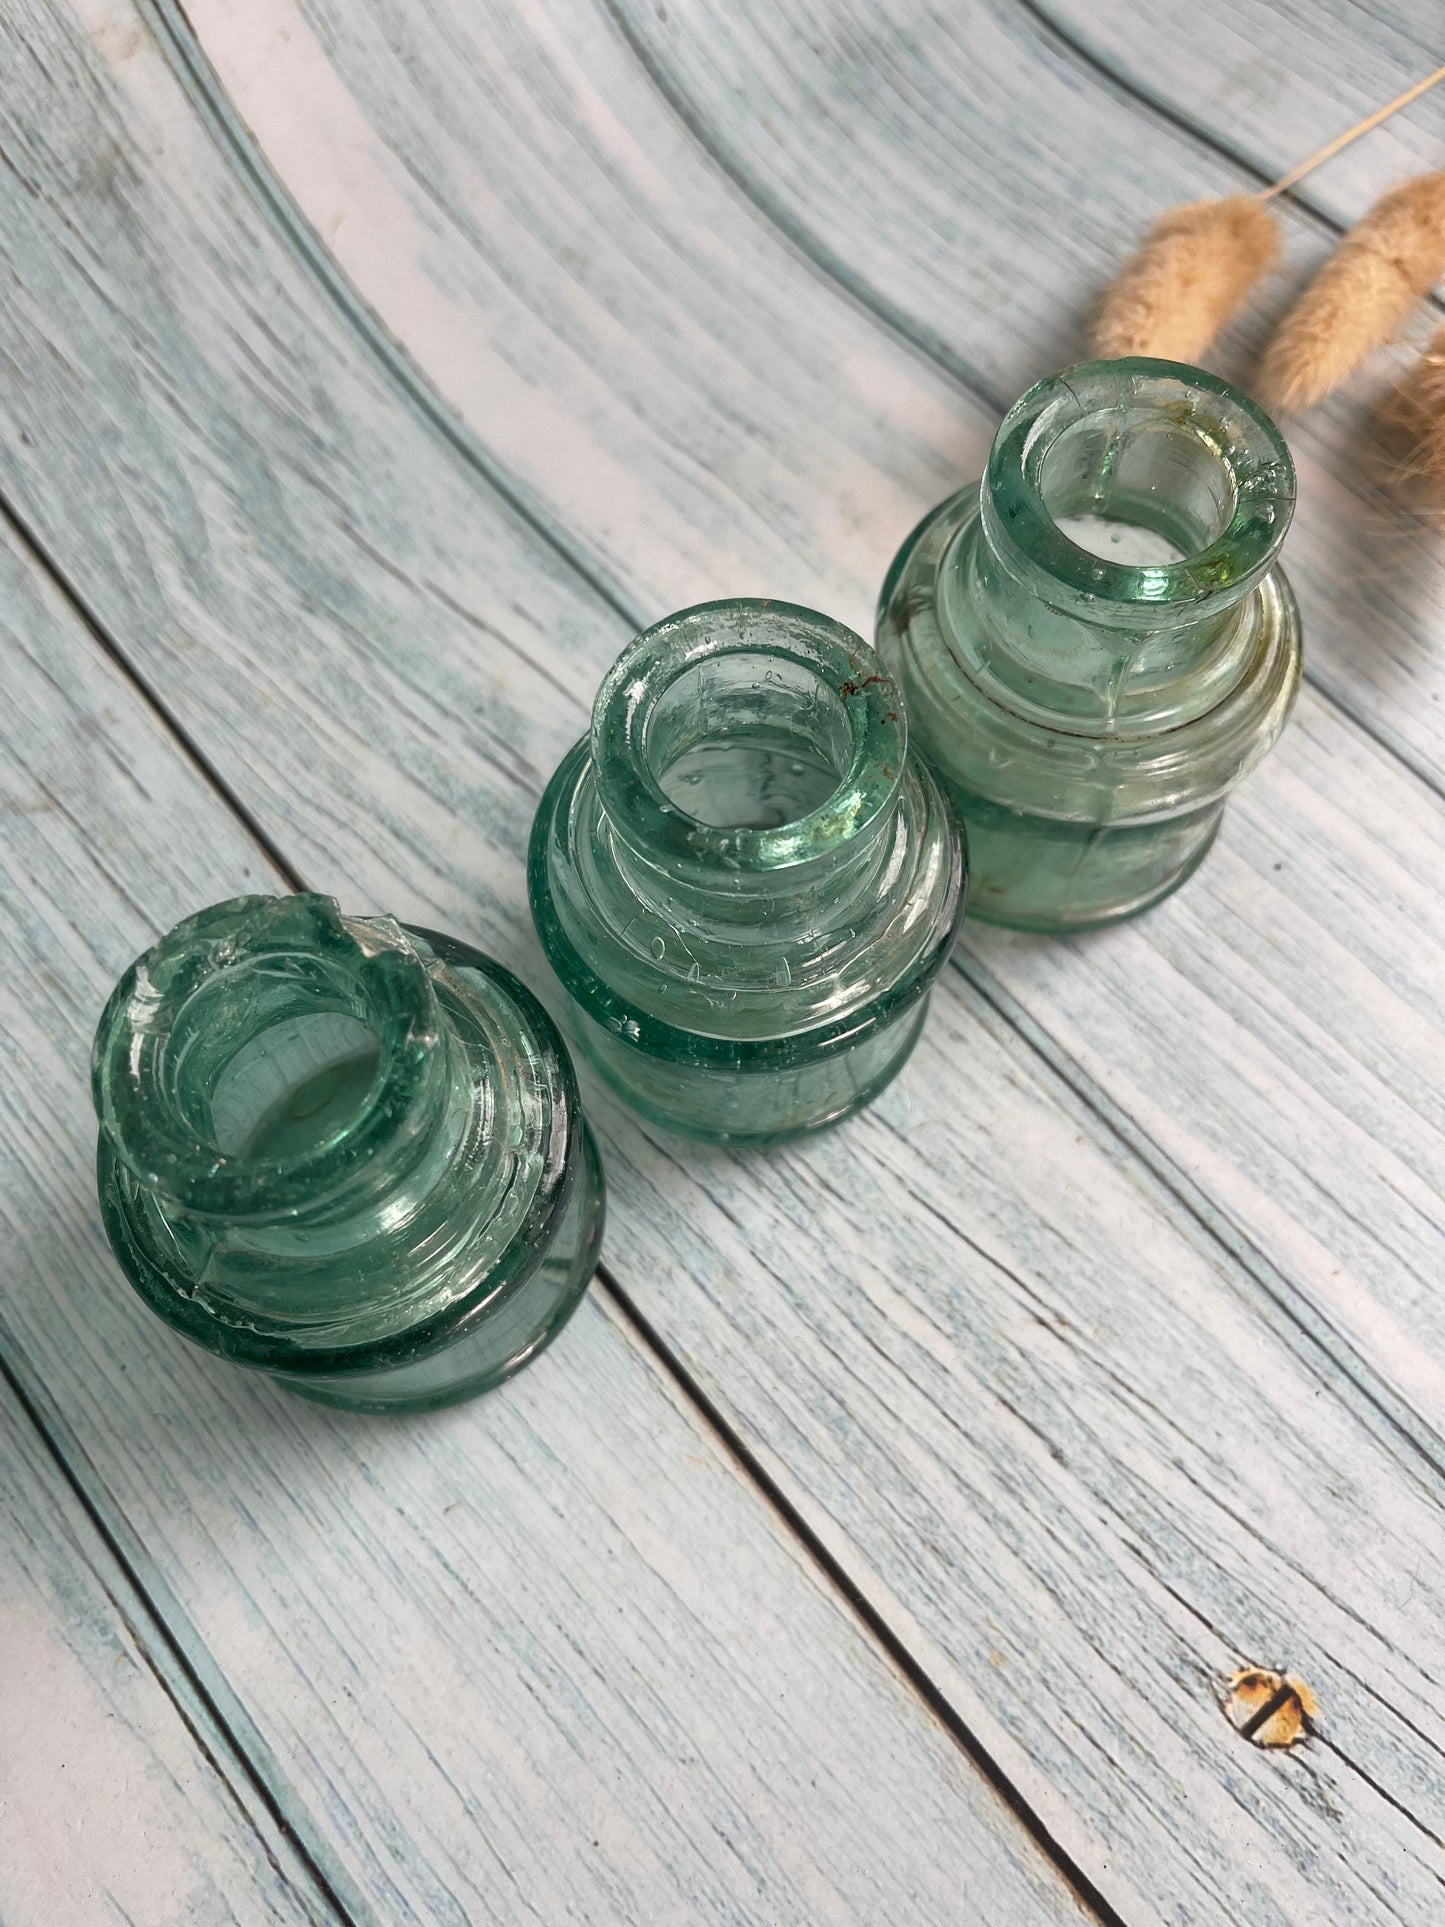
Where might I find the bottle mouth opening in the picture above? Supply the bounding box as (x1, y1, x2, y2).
(592, 600, 905, 874)
(93, 896, 440, 1217)
(987, 358, 1294, 609)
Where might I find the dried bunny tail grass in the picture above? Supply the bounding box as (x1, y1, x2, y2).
(1092, 196, 1280, 362)
(1257, 172, 1445, 414)
(1379, 321, 1445, 509)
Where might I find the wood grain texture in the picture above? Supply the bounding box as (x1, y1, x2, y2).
(0, 1378, 335, 1927)
(0, 312, 1088, 1926)
(176, 0, 1445, 783)
(589, 0, 1445, 774)
(157, 0, 1445, 1456)
(160, 0, 1445, 1466)
(597, 993, 1445, 1925)
(1037, 0, 1445, 224)
(589, 0, 1445, 1418)
(1, 1, 1442, 1920)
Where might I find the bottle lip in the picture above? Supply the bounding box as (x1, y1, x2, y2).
(590, 599, 906, 876)
(986, 358, 1295, 610)
(94, 913, 589, 1376)
(92, 894, 441, 1220)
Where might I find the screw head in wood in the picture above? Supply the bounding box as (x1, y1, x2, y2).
(1223, 1667, 1318, 1747)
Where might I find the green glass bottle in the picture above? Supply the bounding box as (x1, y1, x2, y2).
(528, 600, 965, 1146)
(877, 358, 1302, 931)
(92, 895, 604, 1413)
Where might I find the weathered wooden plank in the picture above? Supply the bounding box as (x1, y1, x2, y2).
(601, 1052, 1445, 1921)
(176, 0, 1445, 793)
(0, 1377, 335, 1927)
(1036, 0, 1445, 224)
(972, 692, 1445, 1428)
(160, 0, 1445, 1453)
(604, 0, 1445, 772)
(577, 0, 1445, 1410)
(1, 1, 1442, 1920)
(143, 0, 967, 627)
(0, 400, 1089, 1921)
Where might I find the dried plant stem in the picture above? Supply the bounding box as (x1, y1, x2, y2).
(1260, 65, 1445, 202)
(1091, 67, 1445, 372)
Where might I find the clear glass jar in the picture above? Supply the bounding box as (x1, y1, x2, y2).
(877, 358, 1302, 932)
(92, 895, 604, 1413)
(528, 600, 965, 1146)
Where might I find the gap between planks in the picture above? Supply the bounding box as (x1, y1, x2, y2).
(0, 490, 1125, 1927)
(0, 1334, 359, 1926)
(152, 0, 643, 635)
(596, 0, 1445, 808)
(137, 0, 1445, 1487)
(1018, 0, 1445, 249)
(2, 0, 1441, 1911)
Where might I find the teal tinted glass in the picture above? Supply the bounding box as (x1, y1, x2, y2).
(878, 359, 1302, 931)
(93, 895, 603, 1412)
(529, 600, 965, 1145)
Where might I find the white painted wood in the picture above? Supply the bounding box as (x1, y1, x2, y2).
(0, 1380, 333, 1927)
(593, 0, 1445, 773)
(1, 0, 1442, 1920)
(0, 528, 1087, 1919)
(156, 0, 1445, 1457)
(595, 990, 1445, 1926)
(1037, 0, 1445, 225)
(149, 0, 969, 629)
(176, 0, 1445, 792)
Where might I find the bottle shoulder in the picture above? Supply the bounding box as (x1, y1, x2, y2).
(878, 493, 1303, 822)
(529, 735, 965, 1060)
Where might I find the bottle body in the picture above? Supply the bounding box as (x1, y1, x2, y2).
(93, 897, 604, 1413)
(877, 361, 1303, 932)
(529, 601, 965, 1145)
(557, 969, 931, 1145)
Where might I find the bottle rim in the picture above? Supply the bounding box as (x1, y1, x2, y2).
(590, 599, 906, 877)
(94, 908, 590, 1375)
(91, 895, 443, 1221)
(986, 357, 1295, 613)
(528, 740, 966, 1066)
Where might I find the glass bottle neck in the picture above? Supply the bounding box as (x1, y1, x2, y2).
(593, 600, 907, 931)
(97, 901, 581, 1367)
(947, 359, 1294, 736)
(93, 896, 466, 1234)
